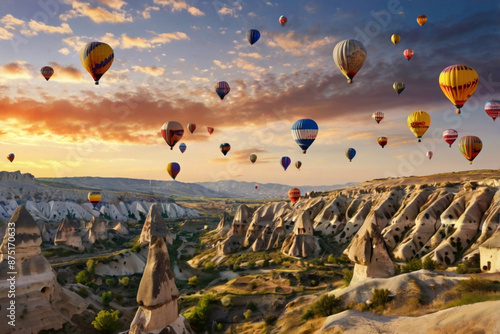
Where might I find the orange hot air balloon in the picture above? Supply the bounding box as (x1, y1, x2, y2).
(377, 137, 388, 148)
(417, 14, 427, 27)
(88, 191, 102, 206)
(458, 136, 482, 164)
(404, 49, 414, 61)
(288, 187, 300, 203)
(188, 123, 196, 134)
(40, 66, 54, 81)
(207, 127, 214, 135)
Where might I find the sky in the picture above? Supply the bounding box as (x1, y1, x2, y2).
(0, 0, 499, 187)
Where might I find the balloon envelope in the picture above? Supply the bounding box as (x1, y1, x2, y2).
(88, 191, 102, 205)
(246, 29, 260, 45)
(439, 65, 479, 114)
(443, 129, 458, 147)
(417, 14, 427, 26)
(161, 121, 184, 150)
(40, 66, 54, 81)
(291, 118, 318, 153)
(288, 187, 301, 203)
(214, 81, 230, 100)
(426, 151, 433, 159)
(372, 111, 384, 124)
(458, 136, 482, 164)
(391, 34, 400, 45)
(407, 111, 431, 142)
(345, 148, 356, 162)
(188, 123, 196, 134)
(393, 81, 405, 95)
(250, 154, 257, 164)
(279, 15, 287, 27)
(220, 143, 231, 156)
(485, 100, 500, 121)
(7, 153, 14, 162)
(333, 39, 367, 84)
(207, 127, 214, 135)
(403, 49, 414, 61)
(295, 161, 302, 170)
(79, 41, 114, 85)
(179, 143, 187, 153)
(280, 156, 291, 171)
(166, 162, 181, 180)
(377, 137, 388, 148)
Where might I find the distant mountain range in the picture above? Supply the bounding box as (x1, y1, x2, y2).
(36, 176, 358, 199)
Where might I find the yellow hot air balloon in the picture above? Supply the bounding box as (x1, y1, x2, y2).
(439, 65, 478, 114)
(458, 136, 482, 164)
(417, 14, 427, 27)
(80, 42, 114, 85)
(88, 191, 102, 206)
(333, 39, 367, 84)
(391, 34, 401, 45)
(407, 111, 431, 142)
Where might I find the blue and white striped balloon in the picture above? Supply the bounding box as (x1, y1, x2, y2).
(291, 119, 318, 154)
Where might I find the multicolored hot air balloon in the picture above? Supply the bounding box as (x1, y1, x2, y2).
(439, 65, 479, 114)
(372, 111, 384, 124)
(485, 100, 500, 121)
(40, 66, 54, 81)
(417, 14, 427, 26)
(295, 161, 302, 170)
(88, 191, 102, 206)
(443, 129, 458, 147)
(188, 123, 196, 134)
(214, 81, 230, 100)
(161, 121, 184, 150)
(407, 111, 431, 142)
(426, 151, 433, 160)
(179, 143, 187, 153)
(279, 15, 287, 27)
(403, 49, 414, 61)
(250, 154, 257, 164)
(391, 34, 401, 45)
(7, 153, 14, 162)
(288, 187, 300, 203)
(458, 136, 482, 164)
(166, 162, 181, 180)
(393, 81, 405, 95)
(280, 156, 291, 171)
(79, 41, 114, 85)
(345, 148, 356, 162)
(333, 39, 367, 84)
(246, 29, 260, 45)
(207, 127, 214, 135)
(291, 118, 318, 154)
(220, 143, 231, 156)
(377, 137, 388, 148)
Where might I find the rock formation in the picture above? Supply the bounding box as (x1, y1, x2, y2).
(0, 205, 87, 333)
(54, 217, 84, 251)
(217, 204, 254, 255)
(281, 209, 321, 258)
(85, 215, 108, 244)
(112, 221, 130, 235)
(216, 212, 231, 237)
(139, 203, 175, 245)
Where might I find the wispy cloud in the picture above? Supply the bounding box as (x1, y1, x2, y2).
(213, 60, 227, 69)
(132, 65, 165, 76)
(60, 0, 133, 23)
(121, 31, 189, 49)
(22, 20, 72, 36)
(266, 30, 336, 56)
(217, 3, 242, 18)
(153, 0, 205, 16)
(48, 62, 84, 82)
(0, 61, 31, 80)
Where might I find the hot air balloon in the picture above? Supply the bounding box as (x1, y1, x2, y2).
(246, 29, 260, 45)
(207, 127, 214, 135)
(166, 162, 181, 180)
(280, 156, 291, 171)
(288, 187, 301, 203)
(485, 100, 500, 121)
(179, 143, 187, 153)
(40, 66, 54, 81)
(220, 143, 231, 156)
(391, 34, 401, 45)
(279, 15, 287, 27)
(393, 81, 405, 95)
(88, 191, 102, 206)
(443, 129, 458, 147)
(426, 151, 433, 160)
(255, 185, 258, 190)
(7, 153, 14, 162)
(439, 65, 479, 114)
(214, 81, 230, 100)
(377, 137, 388, 148)
(417, 14, 427, 26)
(188, 123, 196, 134)
(407, 111, 431, 142)
(372, 111, 384, 124)
(403, 49, 414, 61)
(345, 148, 356, 162)
(333, 39, 367, 84)
(458, 136, 482, 164)
(161, 121, 184, 150)
(291, 119, 318, 154)
(79, 41, 114, 85)
(295, 161, 302, 170)
(250, 154, 257, 164)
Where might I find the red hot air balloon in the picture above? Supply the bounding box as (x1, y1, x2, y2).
(404, 49, 414, 61)
(7, 153, 14, 162)
(288, 188, 300, 203)
(188, 123, 196, 134)
(485, 100, 500, 121)
(40, 66, 54, 81)
(443, 129, 458, 148)
(372, 111, 384, 124)
(255, 185, 258, 190)
(377, 137, 388, 148)
(279, 15, 287, 27)
(207, 127, 214, 135)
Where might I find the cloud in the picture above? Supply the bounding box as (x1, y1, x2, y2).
(0, 27, 12, 40)
(213, 60, 227, 69)
(121, 31, 189, 49)
(58, 47, 70, 55)
(217, 3, 242, 18)
(132, 66, 165, 76)
(153, 0, 205, 16)
(266, 30, 336, 56)
(140, 5, 160, 19)
(96, 0, 126, 10)
(238, 52, 263, 59)
(60, 0, 133, 23)
(48, 62, 84, 82)
(22, 20, 73, 36)
(0, 61, 31, 80)
(0, 14, 24, 30)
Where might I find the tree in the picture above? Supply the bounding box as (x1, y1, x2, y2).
(221, 295, 232, 308)
(422, 257, 436, 270)
(327, 254, 335, 263)
(86, 259, 96, 274)
(371, 288, 391, 308)
(204, 261, 215, 272)
(75, 270, 90, 285)
(105, 278, 116, 287)
(119, 276, 130, 287)
(101, 291, 113, 306)
(243, 309, 252, 321)
(188, 276, 199, 286)
(92, 309, 120, 333)
(342, 268, 353, 286)
(401, 258, 422, 273)
(310, 294, 342, 317)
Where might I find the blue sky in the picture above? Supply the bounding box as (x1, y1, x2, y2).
(0, 0, 498, 187)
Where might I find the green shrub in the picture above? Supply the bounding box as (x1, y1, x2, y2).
(327, 254, 335, 263)
(188, 276, 199, 286)
(185, 294, 216, 332)
(75, 270, 90, 285)
(262, 259, 270, 267)
(371, 288, 391, 308)
(132, 243, 142, 253)
(101, 291, 113, 306)
(216, 323, 223, 331)
(401, 258, 422, 273)
(204, 261, 215, 272)
(264, 314, 277, 325)
(301, 308, 314, 320)
(422, 257, 437, 270)
(247, 301, 258, 312)
(105, 278, 116, 287)
(76, 287, 89, 298)
(250, 281, 258, 290)
(456, 263, 469, 274)
(342, 268, 353, 286)
(243, 309, 252, 321)
(119, 277, 130, 287)
(92, 309, 120, 333)
(309, 294, 343, 317)
(221, 295, 232, 307)
(86, 259, 96, 274)
(248, 261, 256, 269)
(456, 277, 500, 293)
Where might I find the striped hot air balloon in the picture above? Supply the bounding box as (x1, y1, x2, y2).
(214, 81, 230, 100)
(280, 156, 291, 171)
(166, 162, 181, 180)
(439, 65, 478, 114)
(79, 41, 114, 85)
(443, 129, 458, 147)
(291, 118, 318, 154)
(161, 121, 184, 150)
(372, 111, 384, 124)
(458, 136, 482, 164)
(88, 191, 102, 206)
(40, 66, 54, 81)
(485, 100, 500, 121)
(288, 188, 301, 203)
(377, 137, 388, 148)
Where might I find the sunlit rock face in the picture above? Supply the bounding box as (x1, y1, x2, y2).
(54, 217, 84, 251)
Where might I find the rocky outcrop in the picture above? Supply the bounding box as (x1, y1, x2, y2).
(85, 215, 108, 244)
(281, 208, 320, 258)
(0, 170, 34, 183)
(95, 250, 146, 276)
(216, 213, 231, 237)
(0, 205, 87, 333)
(139, 203, 175, 245)
(54, 217, 84, 251)
(112, 221, 129, 235)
